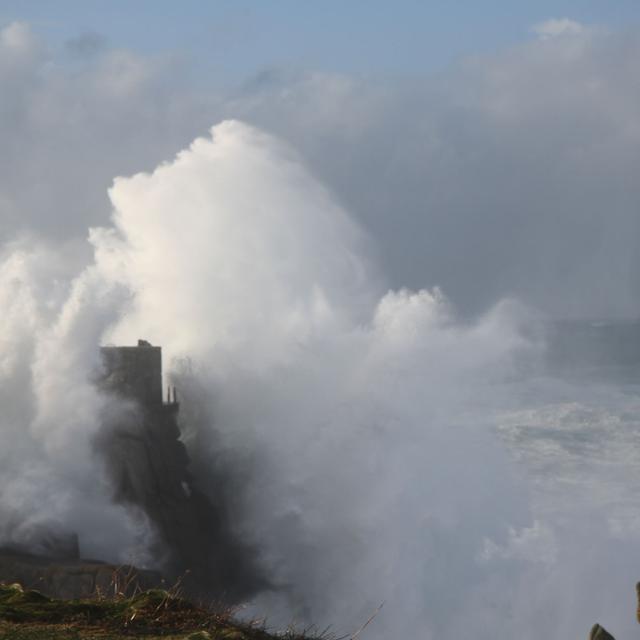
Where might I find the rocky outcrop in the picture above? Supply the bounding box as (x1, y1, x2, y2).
(589, 624, 615, 640)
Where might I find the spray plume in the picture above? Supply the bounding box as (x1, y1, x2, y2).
(0, 121, 637, 639)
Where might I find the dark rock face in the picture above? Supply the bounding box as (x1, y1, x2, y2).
(589, 624, 616, 640)
(98, 340, 265, 602)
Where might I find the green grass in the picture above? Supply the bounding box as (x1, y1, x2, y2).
(0, 583, 319, 640)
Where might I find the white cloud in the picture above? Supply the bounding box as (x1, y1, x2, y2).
(481, 521, 558, 566)
(0, 21, 38, 54)
(0, 24, 216, 244)
(1, 19, 640, 319)
(532, 17, 586, 40)
(230, 29, 640, 318)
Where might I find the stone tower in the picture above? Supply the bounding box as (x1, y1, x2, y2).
(100, 340, 165, 408)
(98, 340, 264, 601)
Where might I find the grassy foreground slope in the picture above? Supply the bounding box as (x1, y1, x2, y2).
(0, 583, 317, 640)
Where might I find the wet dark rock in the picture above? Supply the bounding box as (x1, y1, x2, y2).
(589, 623, 616, 640)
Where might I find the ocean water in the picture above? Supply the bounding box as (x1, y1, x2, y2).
(500, 320, 640, 528)
(487, 321, 640, 637)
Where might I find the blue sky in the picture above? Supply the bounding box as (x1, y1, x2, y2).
(2, 0, 640, 81)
